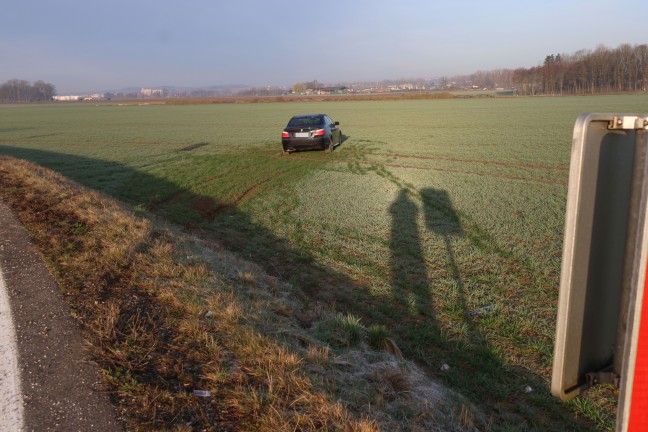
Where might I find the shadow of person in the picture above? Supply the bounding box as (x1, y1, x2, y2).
(421, 188, 463, 279)
(383, 185, 591, 429)
(389, 189, 432, 316)
(421, 188, 482, 345)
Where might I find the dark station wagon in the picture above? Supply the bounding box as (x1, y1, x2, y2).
(281, 114, 342, 154)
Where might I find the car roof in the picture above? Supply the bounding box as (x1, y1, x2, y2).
(290, 114, 326, 119)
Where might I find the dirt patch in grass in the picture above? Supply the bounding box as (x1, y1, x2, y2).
(147, 189, 188, 212)
(177, 142, 210, 152)
(191, 173, 288, 222)
(190, 196, 223, 220)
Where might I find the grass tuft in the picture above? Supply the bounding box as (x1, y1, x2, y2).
(315, 312, 367, 347)
(368, 324, 403, 359)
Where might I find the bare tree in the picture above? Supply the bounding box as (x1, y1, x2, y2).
(0, 79, 57, 102)
(292, 82, 307, 93)
(305, 80, 322, 90)
(33, 80, 56, 100)
(508, 43, 648, 96)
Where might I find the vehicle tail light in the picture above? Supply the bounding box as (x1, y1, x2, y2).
(313, 129, 325, 136)
(282, 131, 290, 138)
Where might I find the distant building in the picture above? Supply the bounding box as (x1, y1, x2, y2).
(52, 93, 104, 101)
(308, 86, 348, 95)
(140, 88, 167, 97)
(52, 95, 82, 101)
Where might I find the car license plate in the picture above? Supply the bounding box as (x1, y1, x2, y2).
(295, 132, 309, 138)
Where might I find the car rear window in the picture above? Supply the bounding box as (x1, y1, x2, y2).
(288, 116, 323, 127)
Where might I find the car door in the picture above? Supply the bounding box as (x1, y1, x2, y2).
(326, 116, 339, 142)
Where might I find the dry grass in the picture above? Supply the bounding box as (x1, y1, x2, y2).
(0, 156, 479, 431)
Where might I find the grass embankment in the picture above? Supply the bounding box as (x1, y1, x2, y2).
(0, 157, 477, 431)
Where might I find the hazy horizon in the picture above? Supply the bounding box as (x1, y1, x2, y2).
(3, 0, 647, 94)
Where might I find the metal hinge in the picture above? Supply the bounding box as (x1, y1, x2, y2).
(608, 115, 648, 130)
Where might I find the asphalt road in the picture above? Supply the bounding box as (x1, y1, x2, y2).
(0, 203, 122, 432)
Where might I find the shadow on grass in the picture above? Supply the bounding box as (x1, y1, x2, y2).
(388, 185, 591, 430)
(389, 187, 489, 373)
(389, 189, 434, 316)
(0, 144, 590, 431)
(420, 188, 482, 346)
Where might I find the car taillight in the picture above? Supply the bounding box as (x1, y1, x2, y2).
(282, 131, 290, 138)
(313, 129, 325, 136)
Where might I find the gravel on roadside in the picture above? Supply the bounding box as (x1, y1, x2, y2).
(0, 202, 123, 432)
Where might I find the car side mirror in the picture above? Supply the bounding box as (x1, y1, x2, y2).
(334, 121, 340, 125)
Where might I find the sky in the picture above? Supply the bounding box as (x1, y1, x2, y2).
(2, 0, 647, 94)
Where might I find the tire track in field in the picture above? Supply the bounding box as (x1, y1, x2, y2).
(357, 160, 565, 185)
(370, 152, 569, 172)
(191, 169, 293, 221)
(139, 145, 565, 189)
(214, 146, 569, 173)
(243, 152, 566, 186)
(207, 146, 567, 185)
(131, 140, 568, 174)
(145, 165, 295, 222)
(84, 132, 571, 175)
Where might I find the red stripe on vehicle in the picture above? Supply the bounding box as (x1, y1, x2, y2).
(629, 259, 648, 431)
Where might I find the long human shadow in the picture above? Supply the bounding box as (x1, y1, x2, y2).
(389, 187, 482, 348)
(420, 188, 483, 345)
(0, 144, 592, 430)
(389, 189, 433, 317)
(387, 186, 594, 430)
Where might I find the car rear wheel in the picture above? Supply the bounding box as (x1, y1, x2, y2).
(324, 138, 334, 153)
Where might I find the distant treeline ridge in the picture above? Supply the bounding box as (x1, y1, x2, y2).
(511, 43, 648, 95)
(0, 79, 56, 102)
(2, 43, 647, 102)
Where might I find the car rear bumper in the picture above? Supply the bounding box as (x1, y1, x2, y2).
(282, 137, 327, 152)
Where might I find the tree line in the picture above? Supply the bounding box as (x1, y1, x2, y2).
(0, 79, 57, 102)
(3, 43, 647, 102)
(512, 44, 648, 96)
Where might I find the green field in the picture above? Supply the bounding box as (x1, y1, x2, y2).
(2, 94, 648, 430)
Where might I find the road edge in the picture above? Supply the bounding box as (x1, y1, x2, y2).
(0, 262, 24, 431)
(0, 202, 123, 432)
